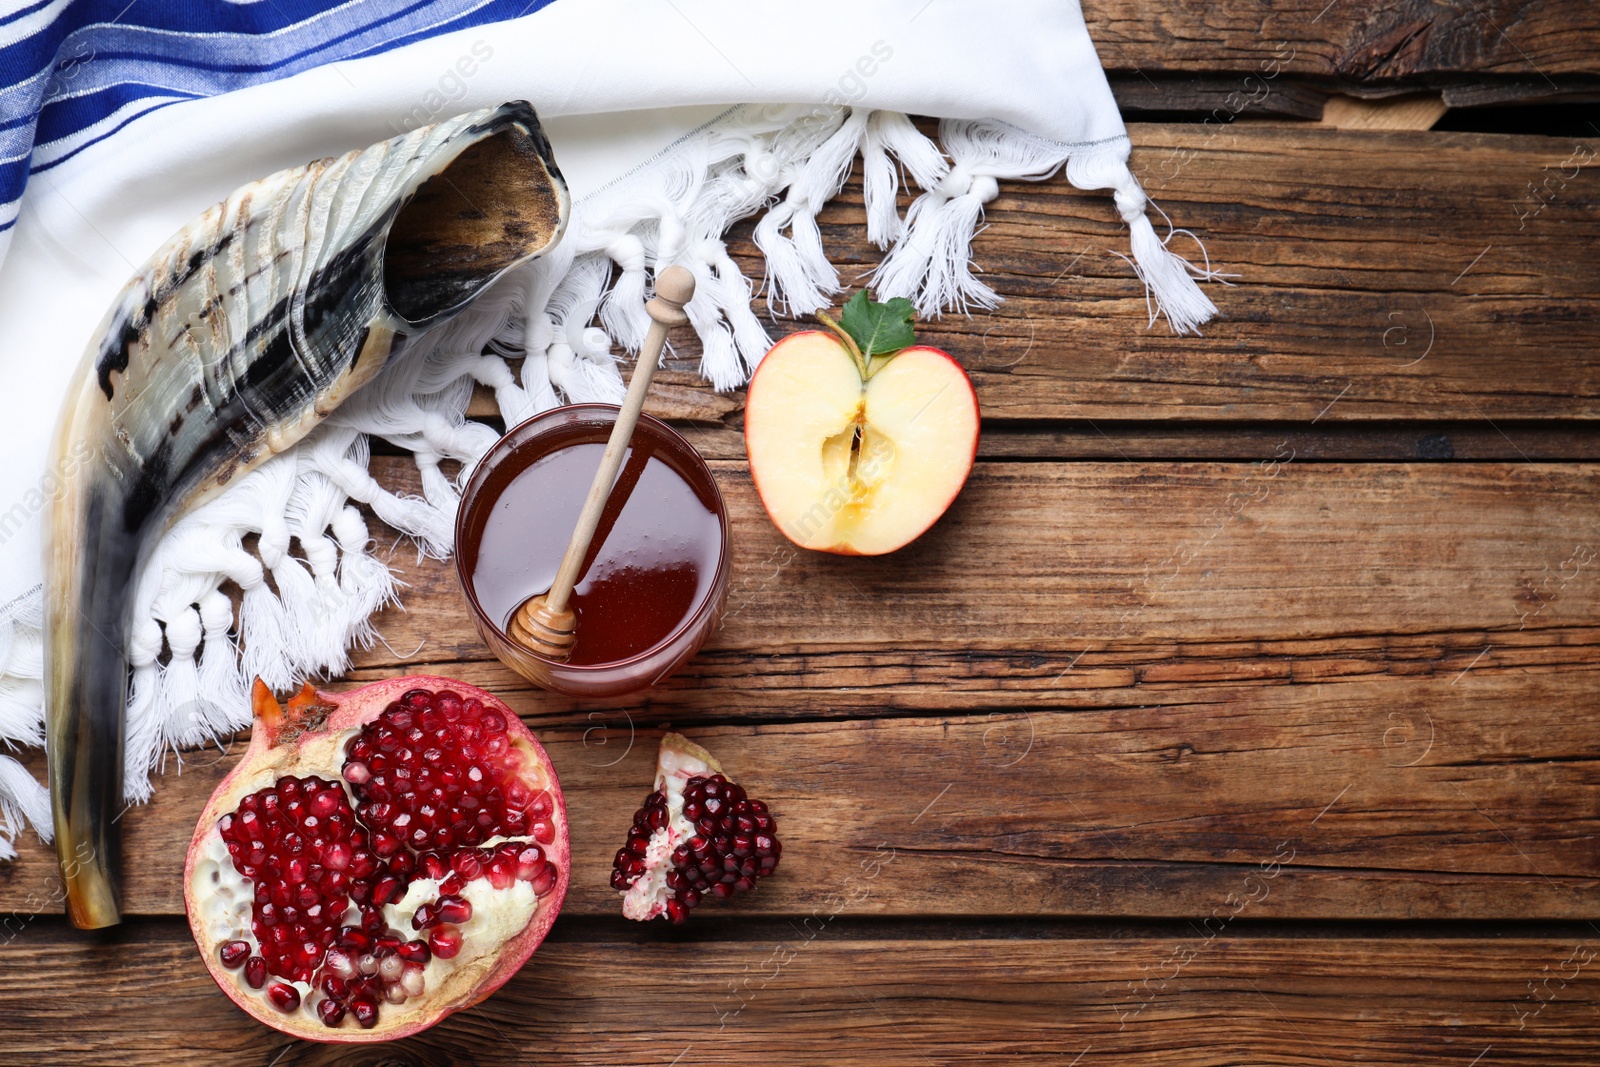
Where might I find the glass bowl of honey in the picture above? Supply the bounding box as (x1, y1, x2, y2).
(456, 404, 731, 697)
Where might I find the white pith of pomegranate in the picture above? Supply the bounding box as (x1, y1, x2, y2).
(185, 677, 569, 1042)
(612, 733, 782, 923)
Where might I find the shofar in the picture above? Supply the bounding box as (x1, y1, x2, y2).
(45, 101, 570, 928)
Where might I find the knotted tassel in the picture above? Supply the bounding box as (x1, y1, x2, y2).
(121, 615, 164, 802)
(860, 111, 949, 250)
(600, 233, 652, 352)
(1066, 147, 1224, 336)
(154, 606, 204, 755)
(195, 590, 248, 738)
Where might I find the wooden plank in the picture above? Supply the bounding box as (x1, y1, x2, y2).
(515, 125, 1600, 424)
(4, 673, 1594, 920)
(3, 922, 1597, 1065)
(1444, 78, 1600, 108)
(1083, 0, 1600, 80)
(1108, 72, 1332, 119)
(3, 457, 1595, 920)
(364, 457, 1600, 660)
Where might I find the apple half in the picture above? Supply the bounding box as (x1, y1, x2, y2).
(744, 313, 979, 555)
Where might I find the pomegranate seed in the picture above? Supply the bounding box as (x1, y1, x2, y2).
(372, 876, 401, 906)
(412, 904, 437, 930)
(665, 899, 689, 923)
(401, 963, 427, 997)
(514, 846, 544, 880)
(398, 939, 431, 964)
(435, 895, 472, 925)
(267, 983, 300, 1012)
(531, 862, 559, 897)
(384, 982, 408, 1005)
(379, 955, 405, 982)
(324, 948, 356, 980)
(218, 940, 250, 969)
(429, 925, 462, 960)
(351, 995, 380, 1029)
(317, 997, 347, 1027)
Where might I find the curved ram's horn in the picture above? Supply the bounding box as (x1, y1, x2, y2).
(45, 101, 569, 928)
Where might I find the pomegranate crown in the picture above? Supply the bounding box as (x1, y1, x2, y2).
(251, 679, 337, 745)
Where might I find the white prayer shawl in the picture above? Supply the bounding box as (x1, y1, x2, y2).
(0, 0, 1221, 855)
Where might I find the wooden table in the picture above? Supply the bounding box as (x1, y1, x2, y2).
(5, 5, 1600, 1063)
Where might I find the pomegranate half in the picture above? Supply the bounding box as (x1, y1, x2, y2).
(185, 676, 569, 1042)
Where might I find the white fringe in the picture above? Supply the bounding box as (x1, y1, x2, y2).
(0, 103, 1222, 852)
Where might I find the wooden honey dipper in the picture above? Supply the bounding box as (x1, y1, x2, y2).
(508, 265, 695, 661)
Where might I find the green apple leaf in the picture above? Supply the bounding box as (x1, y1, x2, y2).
(838, 290, 917, 360)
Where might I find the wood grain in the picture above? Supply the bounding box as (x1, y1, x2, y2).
(1083, 0, 1600, 79)
(3, 458, 1593, 920)
(4, 921, 1596, 1065)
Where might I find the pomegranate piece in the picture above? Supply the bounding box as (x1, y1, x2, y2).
(185, 677, 570, 1043)
(612, 734, 782, 923)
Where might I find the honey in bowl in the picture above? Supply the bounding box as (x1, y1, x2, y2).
(456, 405, 730, 696)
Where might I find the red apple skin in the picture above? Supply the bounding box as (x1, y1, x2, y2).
(744, 331, 980, 556)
